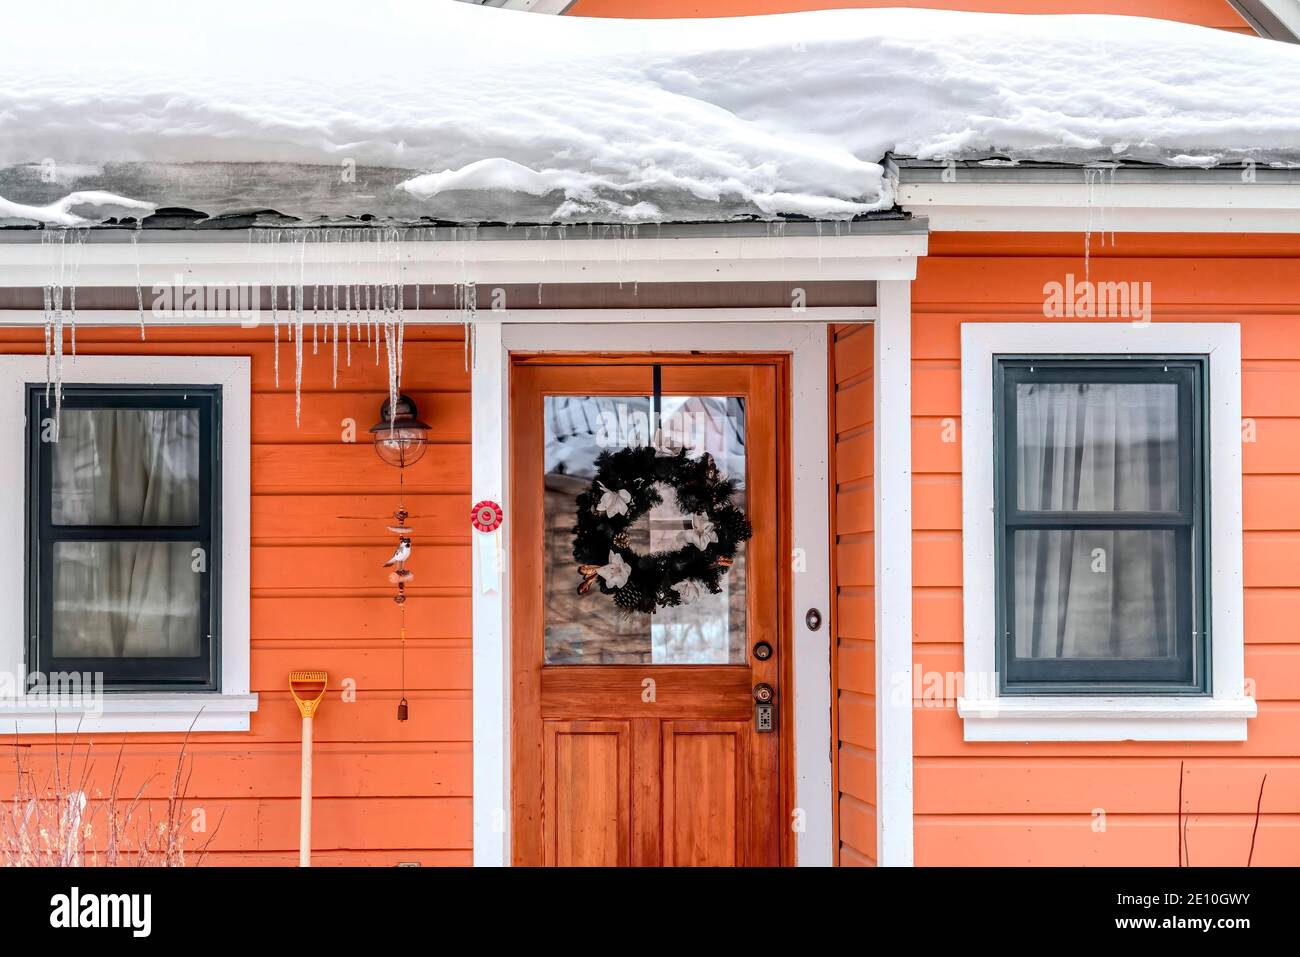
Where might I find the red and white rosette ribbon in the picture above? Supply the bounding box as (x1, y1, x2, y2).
(471, 500, 503, 533)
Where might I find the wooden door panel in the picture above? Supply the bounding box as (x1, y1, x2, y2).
(662, 721, 749, 867)
(543, 720, 631, 866)
(541, 665, 751, 719)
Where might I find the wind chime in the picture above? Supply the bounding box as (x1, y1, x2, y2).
(369, 394, 431, 722)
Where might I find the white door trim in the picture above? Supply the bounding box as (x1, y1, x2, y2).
(471, 320, 834, 866)
(874, 281, 914, 865)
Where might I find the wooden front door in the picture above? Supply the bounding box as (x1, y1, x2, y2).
(511, 357, 787, 866)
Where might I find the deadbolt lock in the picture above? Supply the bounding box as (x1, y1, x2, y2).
(752, 641, 773, 661)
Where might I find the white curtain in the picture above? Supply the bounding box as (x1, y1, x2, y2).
(1014, 382, 1178, 660)
(51, 409, 201, 658)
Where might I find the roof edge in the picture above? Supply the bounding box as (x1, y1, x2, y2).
(1228, 0, 1300, 43)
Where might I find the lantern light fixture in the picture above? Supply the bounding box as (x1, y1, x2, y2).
(369, 394, 431, 468)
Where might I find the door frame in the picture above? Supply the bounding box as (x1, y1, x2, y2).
(472, 321, 836, 865)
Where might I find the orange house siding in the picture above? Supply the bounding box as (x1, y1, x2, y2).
(0, 325, 471, 865)
(831, 323, 877, 865)
(910, 232, 1300, 866)
(565, 0, 1253, 36)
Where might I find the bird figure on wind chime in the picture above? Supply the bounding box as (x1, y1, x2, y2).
(369, 394, 432, 722)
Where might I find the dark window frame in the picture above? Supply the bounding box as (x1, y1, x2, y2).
(25, 384, 222, 692)
(993, 356, 1210, 696)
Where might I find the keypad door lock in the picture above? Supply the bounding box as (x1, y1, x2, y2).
(753, 683, 775, 733)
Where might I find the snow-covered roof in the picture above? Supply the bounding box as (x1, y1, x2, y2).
(3, 2, 1300, 227)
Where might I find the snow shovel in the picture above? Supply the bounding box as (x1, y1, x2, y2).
(288, 671, 328, 867)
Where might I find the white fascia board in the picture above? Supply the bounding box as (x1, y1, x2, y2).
(0, 234, 926, 288)
(897, 182, 1300, 232)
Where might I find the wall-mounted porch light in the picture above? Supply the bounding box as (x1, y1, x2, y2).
(369, 394, 431, 468)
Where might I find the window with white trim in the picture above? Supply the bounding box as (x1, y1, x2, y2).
(957, 324, 1255, 742)
(0, 356, 256, 733)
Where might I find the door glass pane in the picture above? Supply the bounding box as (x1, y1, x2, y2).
(543, 394, 748, 664)
(52, 408, 201, 525)
(1016, 381, 1179, 512)
(53, 540, 203, 657)
(1012, 529, 1177, 659)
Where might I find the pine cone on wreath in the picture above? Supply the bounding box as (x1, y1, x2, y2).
(613, 581, 648, 612)
(714, 509, 752, 545)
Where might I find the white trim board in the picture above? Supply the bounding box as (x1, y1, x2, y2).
(896, 182, 1300, 232)
(0, 234, 925, 287)
(874, 281, 914, 865)
(956, 323, 1255, 742)
(471, 320, 835, 866)
(0, 307, 878, 328)
(0, 355, 255, 733)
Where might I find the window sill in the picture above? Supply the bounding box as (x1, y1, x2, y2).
(956, 695, 1257, 742)
(0, 693, 259, 734)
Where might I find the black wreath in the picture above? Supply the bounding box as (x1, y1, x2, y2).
(572, 446, 752, 614)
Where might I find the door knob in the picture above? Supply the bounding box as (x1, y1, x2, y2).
(753, 683, 775, 732)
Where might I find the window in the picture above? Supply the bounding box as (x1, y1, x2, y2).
(994, 359, 1206, 694)
(957, 325, 1253, 742)
(0, 355, 253, 733)
(26, 385, 221, 690)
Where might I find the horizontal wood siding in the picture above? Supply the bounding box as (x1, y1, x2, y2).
(911, 233, 1300, 866)
(831, 323, 876, 864)
(0, 325, 470, 865)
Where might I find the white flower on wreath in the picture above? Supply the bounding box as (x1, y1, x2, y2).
(672, 579, 708, 605)
(597, 551, 632, 589)
(596, 482, 632, 518)
(681, 513, 718, 551)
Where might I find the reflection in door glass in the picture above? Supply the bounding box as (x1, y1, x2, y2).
(543, 395, 748, 664)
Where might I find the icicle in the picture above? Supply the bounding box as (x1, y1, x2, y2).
(40, 229, 69, 440)
(332, 282, 340, 388)
(312, 284, 319, 355)
(294, 231, 306, 427)
(1084, 166, 1096, 281)
(69, 227, 87, 357)
(462, 281, 477, 373)
(330, 230, 340, 385)
(345, 283, 353, 366)
(1082, 164, 1118, 283)
(272, 282, 280, 388)
(130, 228, 146, 339)
(41, 252, 52, 400)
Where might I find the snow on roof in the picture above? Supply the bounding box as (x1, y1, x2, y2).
(3, 2, 1300, 226)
